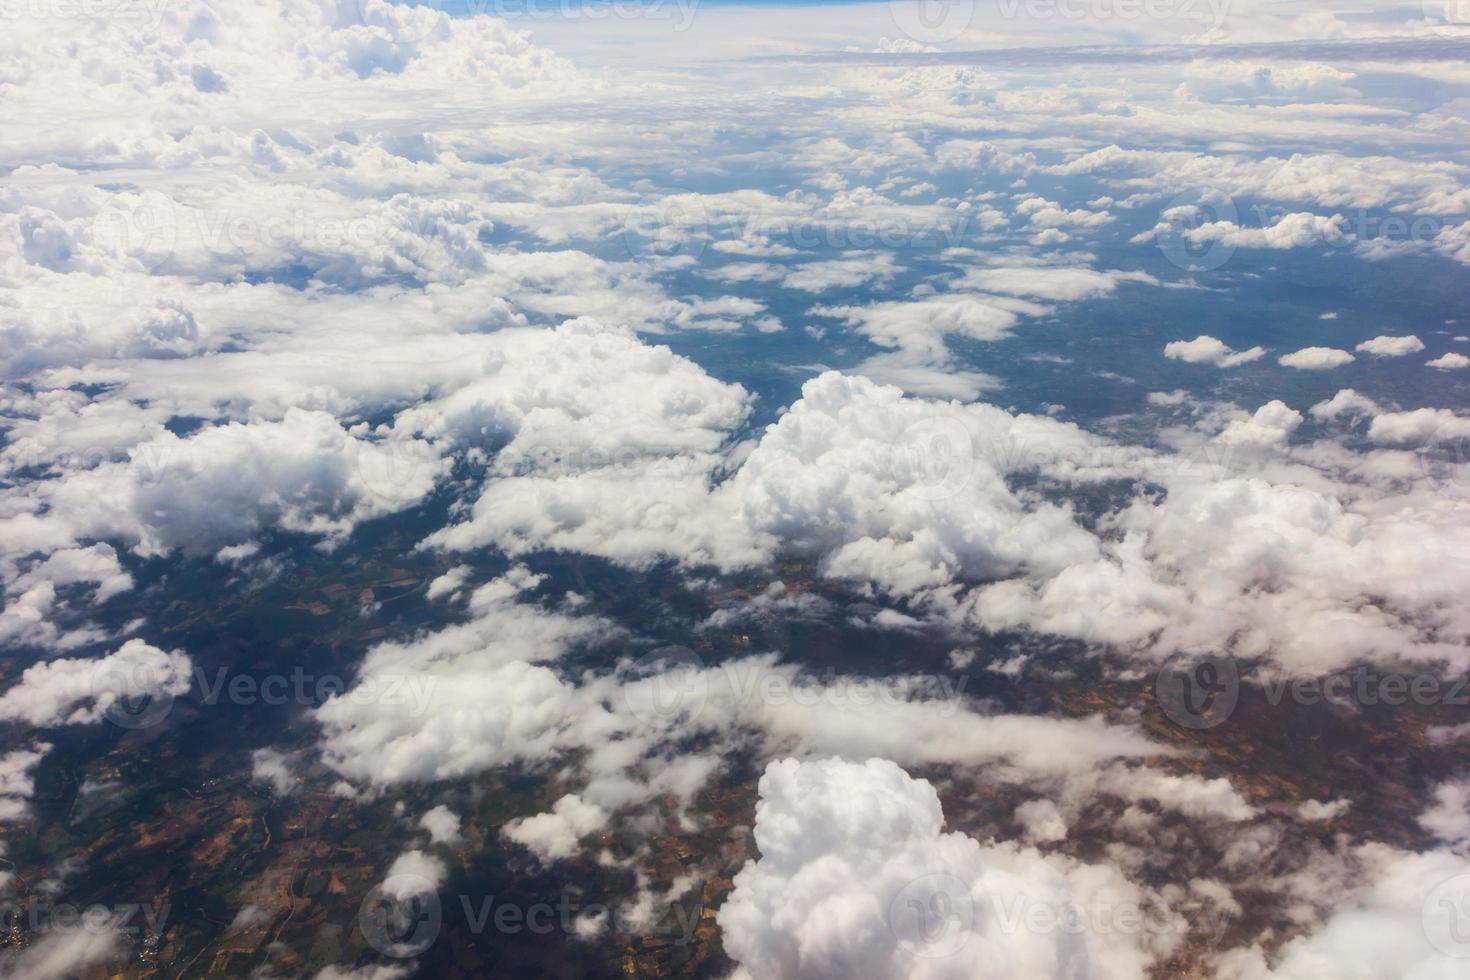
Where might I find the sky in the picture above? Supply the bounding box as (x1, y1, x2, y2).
(3, 0, 1470, 977)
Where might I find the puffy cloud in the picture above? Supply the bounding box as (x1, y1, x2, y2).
(1277, 347, 1355, 370)
(1014, 196, 1113, 229)
(718, 758, 1179, 980)
(1428, 352, 1470, 370)
(314, 966, 414, 980)
(313, 569, 614, 786)
(425, 565, 471, 601)
(403, 364, 1470, 679)
(0, 923, 120, 980)
(781, 254, 897, 292)
(418, 805, 462, 846)
(1220, 847, 1470, 979)
(1297, 799, 1351, 822)
(970, 459, 1470, 675)
(1054, 146, 1470, 216)
(382, 850, 446, 898)
(1355, 335, 1424, 357)
(1307, 388, 1380, 421)
(720, 372, 1111, 591)
(1310, 390, 1470, 445)
(415, 320, 762, 570)
(1164, 335, 1267, 368)
(251, 748, 296, 796)
(0, 746, 52, 822)
(1213, 401, 1303, 454)
(1015, 798, 1069, 843)
(958, 266, 1154, 302)
(1366, 408, 1470, 445)
(2, 408, 443, 575)
(1173, 60, 1359, 101)
(0, 640, 191, 728)
(503, 794, 610, 861)
(1419, 779, 1470, 847)
(813, 294, 1025, 353)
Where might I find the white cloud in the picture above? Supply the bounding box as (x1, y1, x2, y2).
(1355, 335, 1424, 357)
(1311, 391, 1470, 445)
(314, 966, 414, 980)
(781, 254, 897, 292)
(1428, 352, 1470, 370)
(503, 794, 610, 862)
(1297, 799, 1351, 822)
(1164, 335, 1267, 368)
(1419, 779, 1470, 847)
(382, 850, 446, 898)
(0, 745, 52, 822)
(425, 565, 471, 602)
(251, 748, 296, 796)
(1219, 847, 1470, 980)
(419, 805, 462, 846)
(718, 757, 1179, 980)
(1278, 347, 1355, 370)
(2, 408, 444, 575)
(0, 924, 120, 980)
(0, 640, 191, 728)
(1015, 798, 1069, 843)
(1135, 212, 1348, 253)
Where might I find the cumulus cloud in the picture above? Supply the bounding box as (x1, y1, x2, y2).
(2, 408, 444, 578)
(1277, 347, 1354, 370)
(1355, 335, 1424, 357)
(419, 805, 462, 846)
(1310, 389, 1470, 445)
(0, 640, 191, 728)
(1297, 799, 1351, 822)
(314, 966, 414, 980)
(0, 924, 120, 980)
(382, 850, 447, 897)
(251, 748, 296, 796)
(0, 746, 52, 822)
(719, 758, 1180, 980)
(1015, 798, 1069, 843)
(1164, 335, 1267, 368)
(1218, 847, 1470, 979)
(1419, 779, 1470, 847)
(1428, 352, 1470, 370)
(503, 794, 610, 861)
